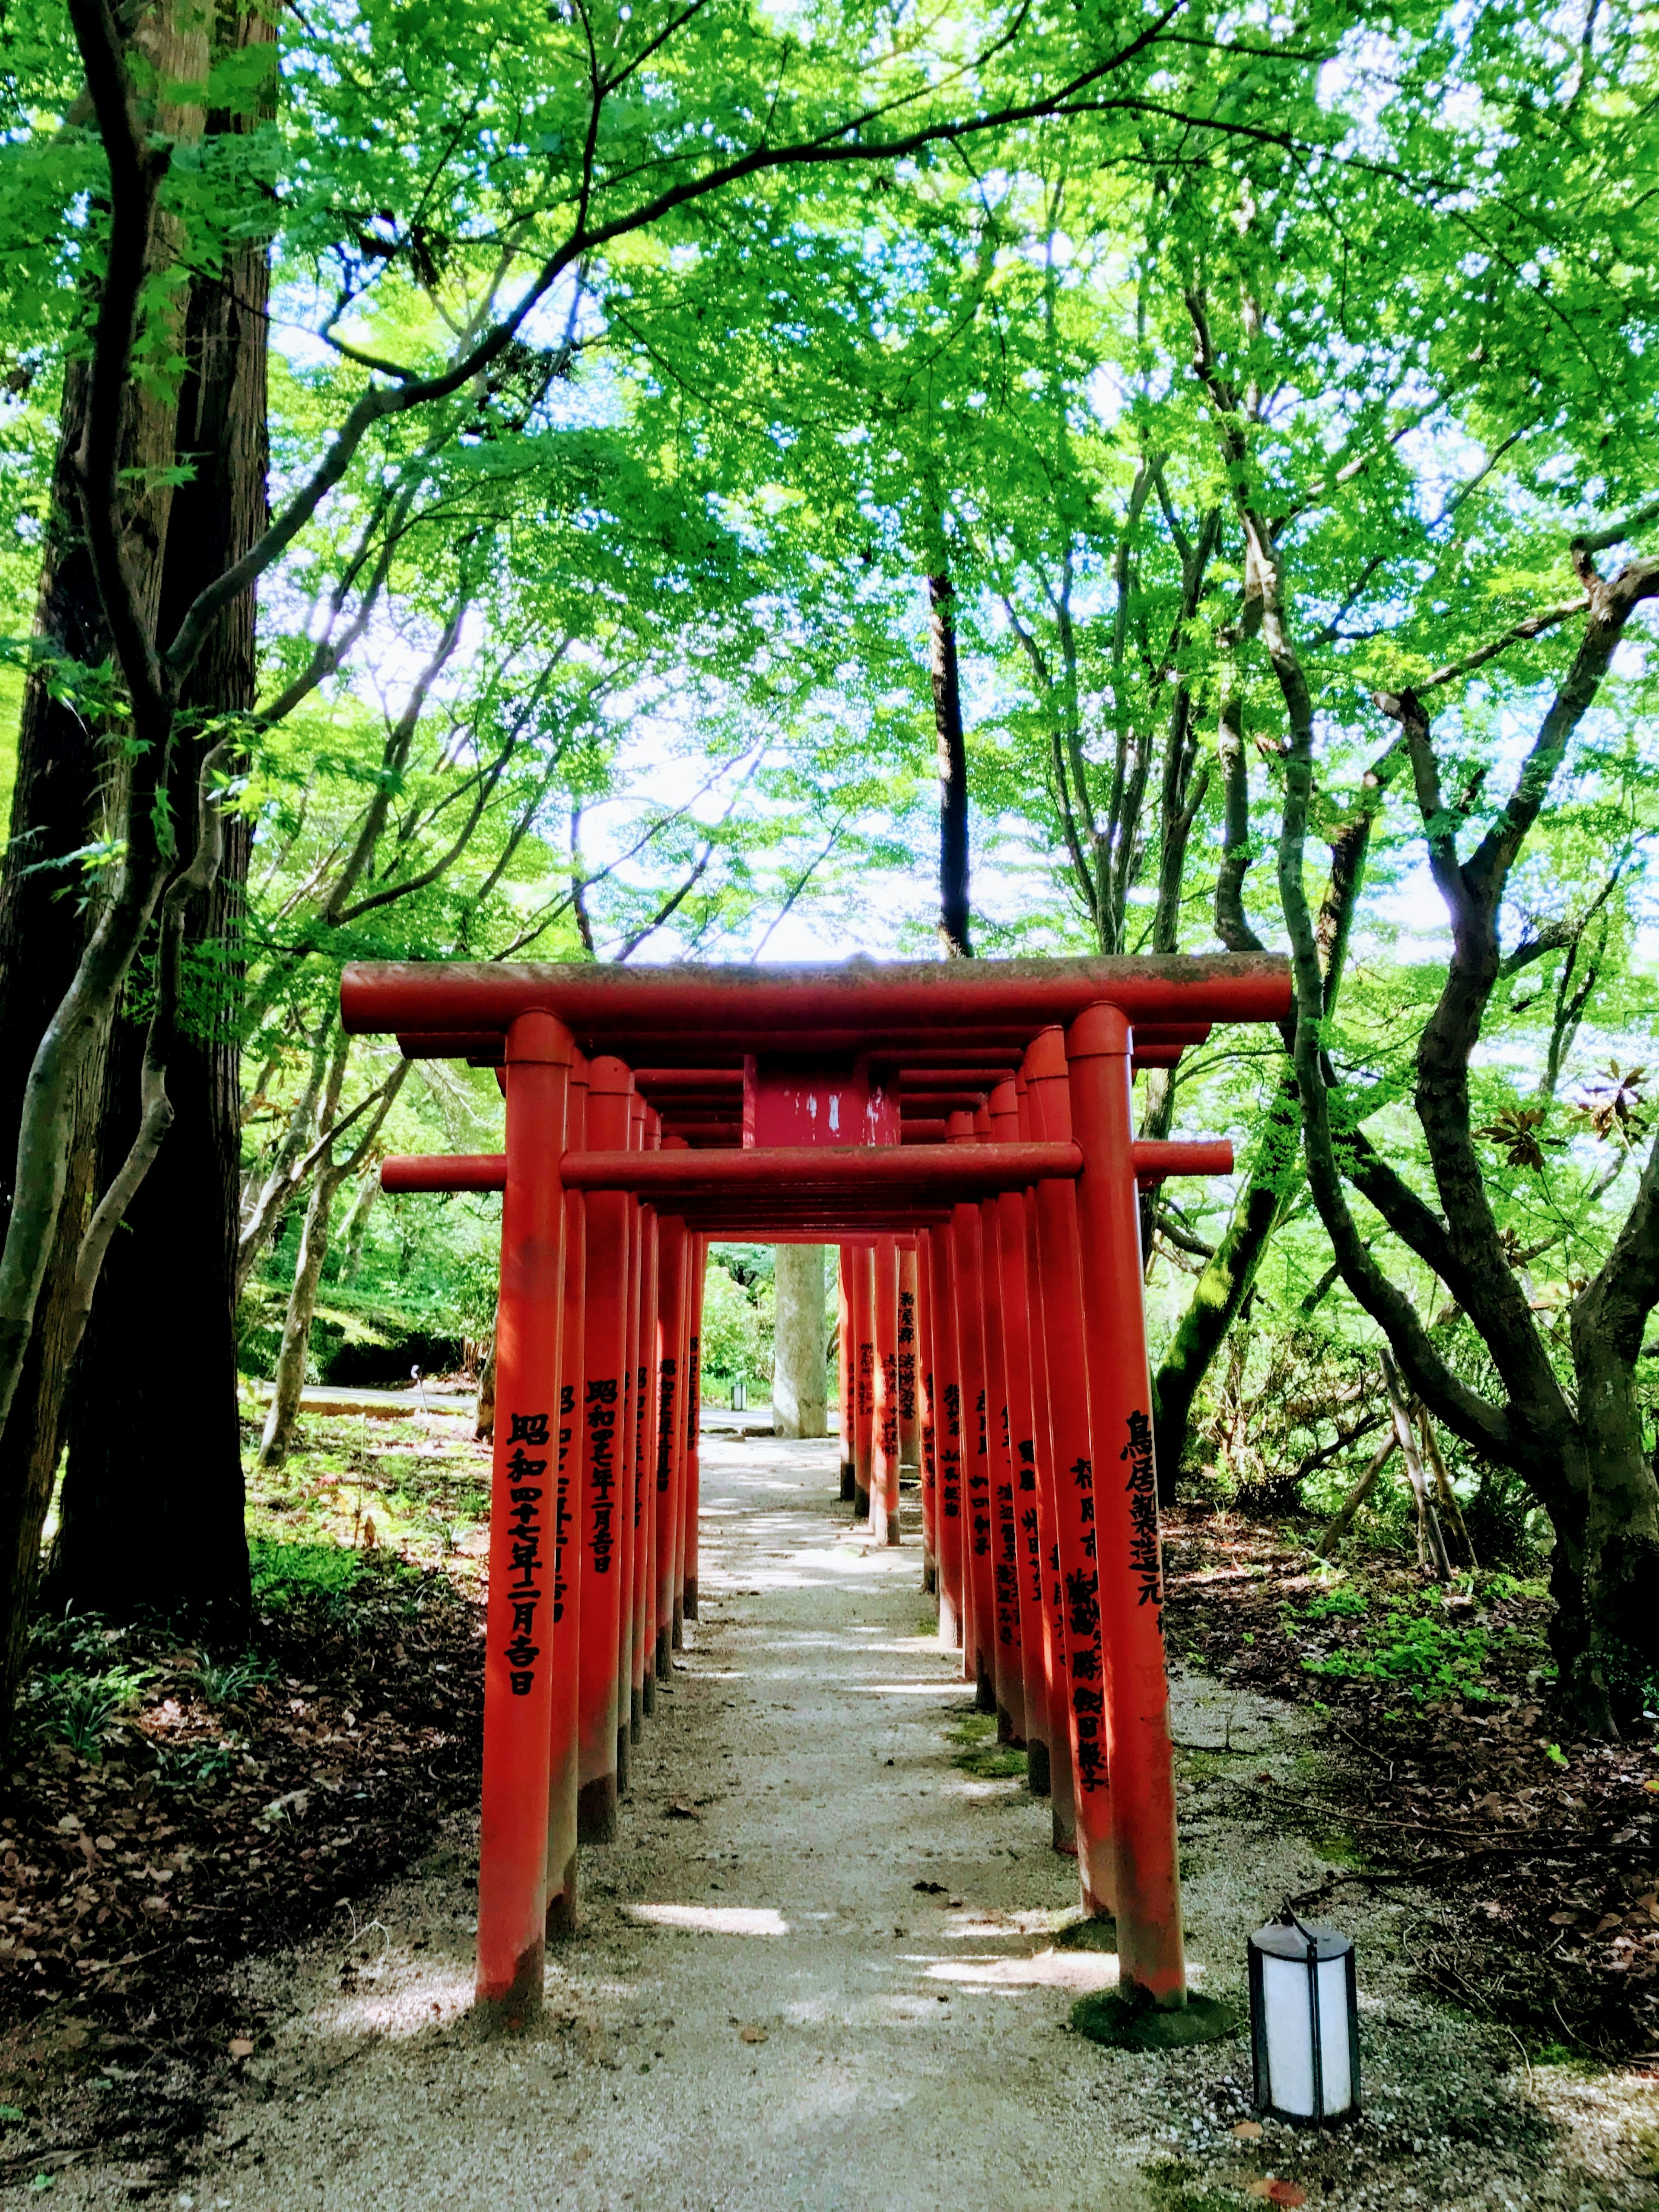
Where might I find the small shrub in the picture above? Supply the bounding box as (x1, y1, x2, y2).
(249, 1535, 365, 1610)
(20, 1659, 153, 1764)
(1301, 1595, 1498, 1703)
(198, 1653, 276, 1707)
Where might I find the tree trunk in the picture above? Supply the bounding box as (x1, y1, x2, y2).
(772, 1244, 826, 1438)
(337, 1171, 378, 1284)
(1150, 1078, 1301, 1502)
(257, 1166, 341, 1469)
(51, 14, 271, 1630)
(928, 568, 973, 959)
(0, 0, 212, 1707)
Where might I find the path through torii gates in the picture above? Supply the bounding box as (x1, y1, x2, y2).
(343, 953, 1290, 2029)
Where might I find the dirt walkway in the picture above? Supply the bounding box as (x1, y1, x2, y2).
(26, 1438, 1656, 2210)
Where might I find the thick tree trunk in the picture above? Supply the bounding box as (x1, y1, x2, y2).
(51, 34, 270, 1629)
(772, 1244, 826, 1439)
(0, 361, 118, 1716)
(0, 0, 210, 1706)
(928, 568, 973, 959)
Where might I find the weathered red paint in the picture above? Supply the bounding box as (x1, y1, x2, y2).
(836, 1251, 855, 1501)
(345, 954, 1294, 2028)
(989, 1081, 1046, 1782)
(653, 1209, 688, 1683)
(946, 1114, 995, 1711)
(871, 1236, 901, 1547)
(1067, 1004, 1185, 2007)
(976, 1151, 1024, 1747)
(897, 1245, 920, 1471)
(578, 1055, 632, 1847)
(682, 1236, 704, 1621)
(342, 953, 1291, 1041)
(915, 1233, 938, 1594)
(477, 1011, 572, 2024)
(1023, 1030, 1114, 1914)
(926, 1224, 965, 1651)
(852, 1243, 875, 1520)
(544, 1057, 587, 1937)
(380, 1135, 1227, 1203)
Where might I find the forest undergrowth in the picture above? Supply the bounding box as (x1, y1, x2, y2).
(1162, 1508, 1659, 2066)
(0, 1410, 486, 2188)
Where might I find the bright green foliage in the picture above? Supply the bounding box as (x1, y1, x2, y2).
(0, 0, 1656, 1602)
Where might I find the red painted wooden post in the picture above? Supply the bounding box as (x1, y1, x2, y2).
(897, 1246, 920, 1470)
(677, 1221, 694, 1654)
(926, 1222, 966, 1654)
(682, 1234, 705, 1621)
(622, 1095, 647, 1765)
(836, 1249, 855, 1501)
(871, 1235, 901, 1547)
(477, 1008, 573, 2025)
(989, 1079, 1047, 1788)
(1023, 1030, 1114, 1916)
(578, 1055, 632, 1846)
(976, 1113, 1025, 1747)
(916, 1232, 938, 1595)
(1066, 1003, 1186, 2006)
(852, 1242, 874, 1520)
(1017, 1070, 1074, 1847)
(653, 1211, 687, 1683)
(637, 1114, 662, 1721)
(546, 1055, 588, 1936)
(947, 1115, 995, 1713)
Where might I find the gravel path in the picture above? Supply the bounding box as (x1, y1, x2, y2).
(28, 1437, 1657, 2209)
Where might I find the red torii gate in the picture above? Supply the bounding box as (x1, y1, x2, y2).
(343, 953, 1290, 2029)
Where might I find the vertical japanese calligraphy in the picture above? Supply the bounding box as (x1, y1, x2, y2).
(1066, 1454, 1104, 1794)
(1121, 1407, 1161, 1608)
(969, 1387, 990, 1560)
(585, 1377, 618, 1573)
(655, 1357, 678, 1493)
(896, 1286, 916, 1424)
(502, 1410, 550, 1696)
(553, 1383, 576, 1624)
(941, 1380, 961, 1521)
(879, 1348, 899, 1465)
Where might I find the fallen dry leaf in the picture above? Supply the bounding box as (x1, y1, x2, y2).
(737, 2024, 767, 2045)
(1232, 2119, 1264, 2139)
(227, 2037, 254, 2059)
(1246, 2182, 1307, 2207)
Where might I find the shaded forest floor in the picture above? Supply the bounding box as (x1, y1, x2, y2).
(0, 1420, 1651, 2196)
(1162, 1505, 1659, 2063)
(0, 1407, 489, 2190)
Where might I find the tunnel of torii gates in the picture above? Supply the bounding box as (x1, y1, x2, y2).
(341, 952, 1292, 2030)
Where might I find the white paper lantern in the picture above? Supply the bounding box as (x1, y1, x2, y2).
(1248, 1913, 1359, 2124)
